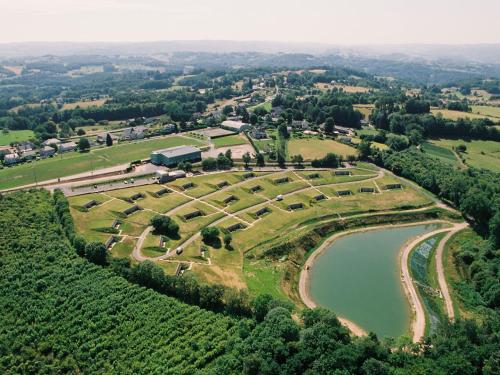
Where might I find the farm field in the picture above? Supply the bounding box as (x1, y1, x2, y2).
(69, 166, 435, 303)
(0, 135, 204, 190)
(62, 99, 107, 110)
(248, 101, 272, 112)
(353, 104, 375, 119)
(430, 108, 499, 122)
(212, 134, 248, 148)
(470, 105, 500, 120)
(430, 139, 500, 172)
(0, 129, 35, 146)
(288, 138, 358, 159)
(314, 83, 373, 93)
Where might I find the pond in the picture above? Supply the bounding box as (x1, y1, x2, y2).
(308, 223, 441, 338)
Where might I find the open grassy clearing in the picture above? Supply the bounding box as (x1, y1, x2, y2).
(313, 83, 372, 93)
(353, 104, 375, 119)
(62, 99, 107, 110)
(288, 138, 358, 160)
(212, 134, 248, 148)
(70, 167, 434, 302)
(0, 135, 204, 190)
(248, 101, 272, 112)
(430, 139, 500, 172)
(421, 142, 459, 166)
(167, 171, 249, 198)
(295, 169, 377, 186)
(110, 237, 136, 258)
(431, 108, 499, 122)
(0, 129, 35, 146)
(470, 105, 500, 119)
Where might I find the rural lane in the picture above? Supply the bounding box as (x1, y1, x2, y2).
(435, 222, 468, 321)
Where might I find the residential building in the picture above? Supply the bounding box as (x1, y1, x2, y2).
(291, 120, 310, 130)
(151, 146, 201, 167)
(4, 153, 19, 165)
(121, 126, 148, 141)
(162, 124, 176, 134)
(21, 150, 36, 161)
(59, 141, 77, 153)
(221, 120, 251, 133)
(16, 141, 34, 153)
(250, 127, 267, 139)
(43, 138, 61, 147)
(40, 146, 56, 158)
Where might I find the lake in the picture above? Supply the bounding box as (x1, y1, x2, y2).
(309, 223, 441, 338)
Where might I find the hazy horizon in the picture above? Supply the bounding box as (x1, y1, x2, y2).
(1, 0, 499, 45)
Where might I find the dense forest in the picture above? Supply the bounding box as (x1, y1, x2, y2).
(1, 188, 499, 374)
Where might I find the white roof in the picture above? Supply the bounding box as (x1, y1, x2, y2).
(221, 120, 249, 129)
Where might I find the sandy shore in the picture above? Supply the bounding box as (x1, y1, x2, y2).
(298, 220, 459, 340)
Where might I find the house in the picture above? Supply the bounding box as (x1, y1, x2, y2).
(121, 126, 148, 141)
(16, 141, 34, 153)
(43, 138, 61, 147)
(59, 141, 77, 153)
(96, 132, 118, 144)
(162, 124, 176, 134)
(21, 150, 36, 161)
(221, 120, 251, 133)
(250, 127, 267, 139)
(291, 120, 310, 130)
(271, 106, 284, 118)
(40, 146, 56, 158)
(0, 146, 11, 157)
(4, 153, 19, 165)
(150, 145, 201, 167)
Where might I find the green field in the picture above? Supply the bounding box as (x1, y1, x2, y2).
(248, 101, 272, 112)
(421, 142, 459, 166)
(212, 134, 248, 148)
(430, 139, 500, 172)
(431, 108, 499, 122)
(0, 129, 35, 146)
(470, 105, 500, 120)
(0, 135, 204, 190)
(288, 138, 358, 160)
(69, 167, 434, 302)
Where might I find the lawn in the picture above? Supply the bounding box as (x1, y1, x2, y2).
(62, 99, 107, 110)
(288, 138, 358, 160)
(430, 139, 500, 172)
(0, 135, 204, 190)
(353, 104, 375, 119)
(0, 130, 35, 146)
(212, 134, 248, 148)
(248, 101, 272, 112)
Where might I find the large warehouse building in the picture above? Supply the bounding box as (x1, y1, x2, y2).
(150, 145, 201, 166)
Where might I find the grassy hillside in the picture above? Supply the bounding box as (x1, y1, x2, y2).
(0, 190, 237, 374)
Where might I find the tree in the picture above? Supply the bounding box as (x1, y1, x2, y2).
(201, 227, 220, 246)
(178, 161, 192, 173)
(408, 129, 423, 146)
(222, 105, 233, 115)
(291, 154, 303, 168)
(150, 215, 179, 237)
(77, 137, 90, 152)
(84, 241, 108, 265)
(256, 153, 265, 167)
(77, 128, 86, 136)
(224, 149, 233, 166)
(357, 140, 372, 160)
(277, 152, 286, 169)
(217, 153, 232, 170)
(242, 152, 251, 169)
(324, 117, 335, 134)
(223, 232, 232, 248)
(249, 113, 258, 125)
(456, 144, 467, 153)
(386, 135, 409, 151)
(106, 133, 113, 147)
(202, 157, 217, 171)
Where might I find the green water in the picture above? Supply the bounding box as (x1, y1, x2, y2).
(309, 224, 441, 338)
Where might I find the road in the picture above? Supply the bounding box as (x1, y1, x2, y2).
(435, 222, 468, 321)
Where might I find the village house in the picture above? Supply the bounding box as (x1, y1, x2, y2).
(59, 141, 77, 153)
(40, 146, 56, 158)
(4, 153, 19, 165)
(43, 138, 61, 147)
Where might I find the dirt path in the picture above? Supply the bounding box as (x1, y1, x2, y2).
(299, 220, 461, 340)
(435, 222, 468, 320)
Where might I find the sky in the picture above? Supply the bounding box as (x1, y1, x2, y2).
(1, 0, 499, 44)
